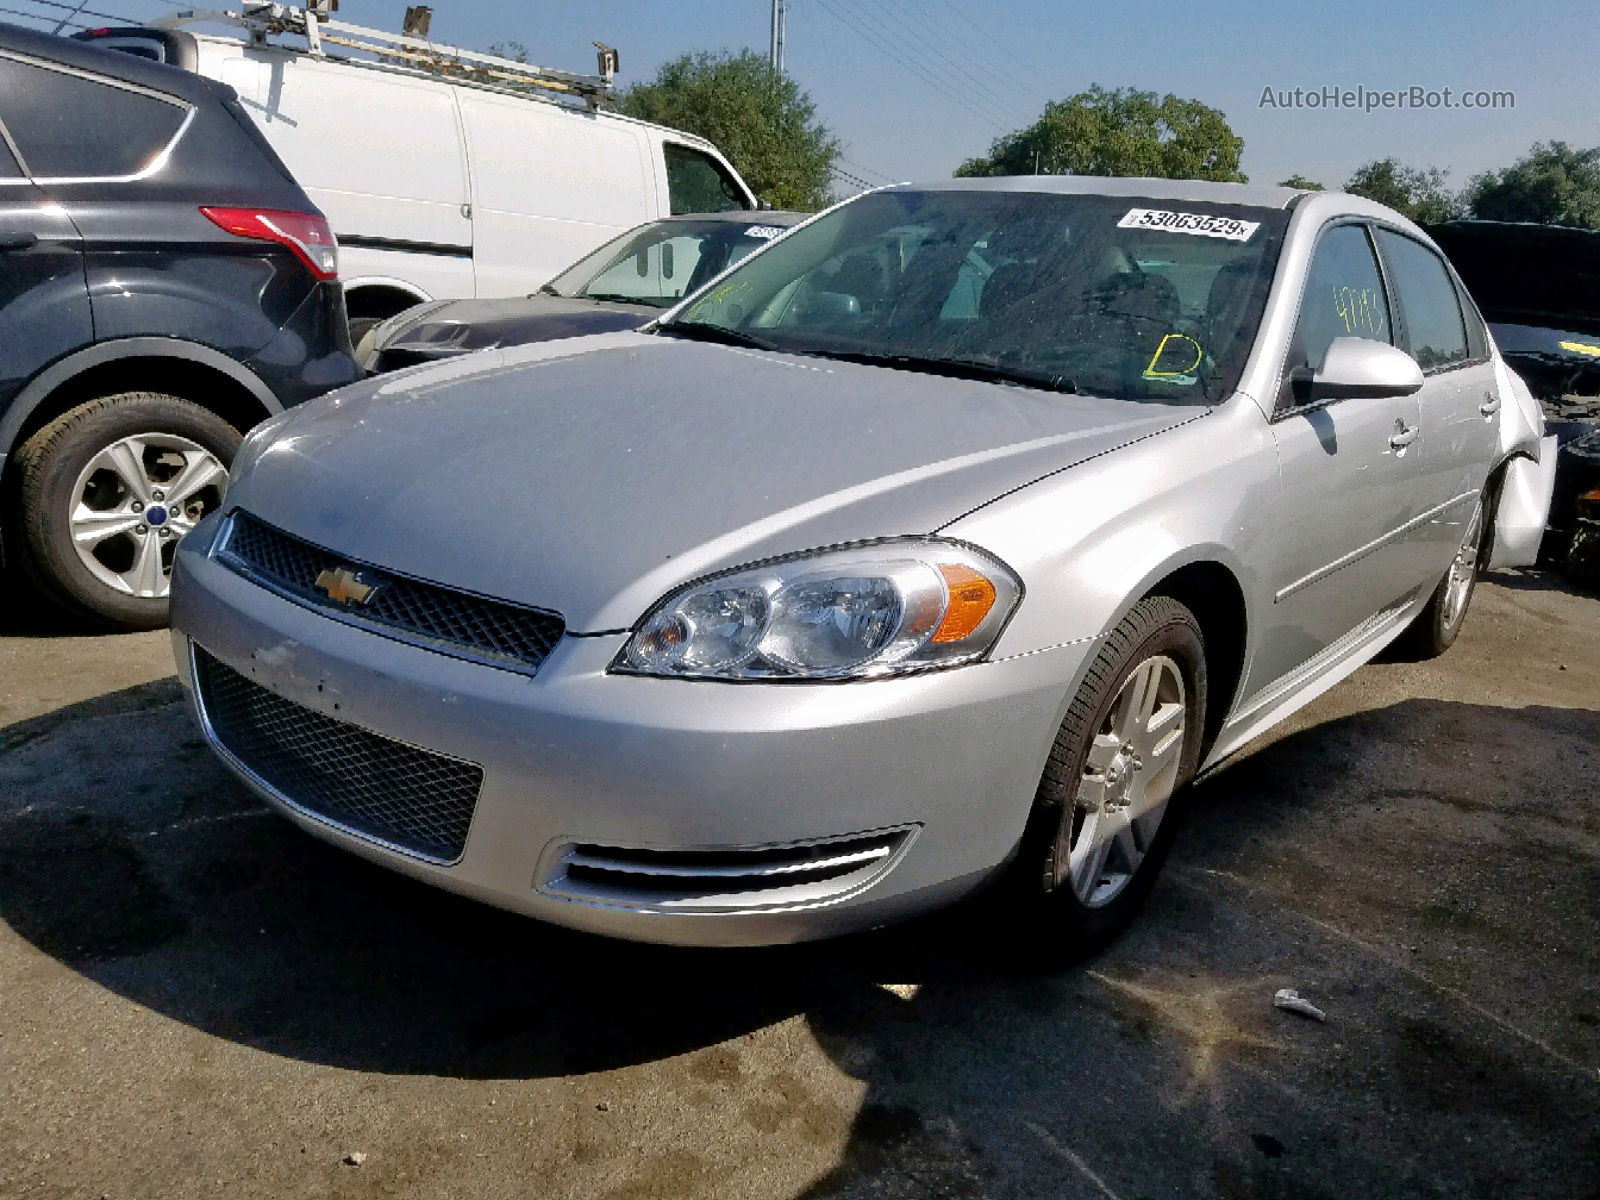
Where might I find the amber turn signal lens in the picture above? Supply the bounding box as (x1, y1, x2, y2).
(931, 564, 997, 643)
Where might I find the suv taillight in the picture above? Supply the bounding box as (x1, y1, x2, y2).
(200, 207, 338, 281)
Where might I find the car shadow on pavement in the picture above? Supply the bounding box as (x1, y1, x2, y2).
(2, 684, 1598, 1197)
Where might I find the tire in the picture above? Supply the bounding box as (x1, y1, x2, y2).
(8, 393, 241, 631)
(1390, 490, 1488, 661)
(1001, 596, 1208, 956)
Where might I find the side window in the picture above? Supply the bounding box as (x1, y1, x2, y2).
(0, 56, 188, 179)
(581, 234, 706, 303)
(1375, 230, 1470, 370)
(664, 144, 747, 215)
(1289, 223, 1392, 378)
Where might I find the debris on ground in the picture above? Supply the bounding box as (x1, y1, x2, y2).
(1272, 988, 1328, 1022)
(343, 1152, 367, 1167)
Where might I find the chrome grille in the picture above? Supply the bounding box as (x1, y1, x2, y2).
(195, 647, 482, 863)
(216, 511, 564, 673)
(544, 828, 916, 912)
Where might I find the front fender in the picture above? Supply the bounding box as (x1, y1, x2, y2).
(941, 399, 1275, 662)
(0, 337, 282, 485)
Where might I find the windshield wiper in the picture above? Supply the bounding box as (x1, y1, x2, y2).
(801, 350, 1077, 394)
(657, 322, 785, 352)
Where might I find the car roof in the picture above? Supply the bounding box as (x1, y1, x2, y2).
(898, 175, 1307, 209)
(660, 210, 807, 226)
(0, 20, 229, 105)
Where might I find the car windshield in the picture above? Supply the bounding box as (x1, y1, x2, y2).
(544, 219, 791, 308)
(659, 189, 1289, 403)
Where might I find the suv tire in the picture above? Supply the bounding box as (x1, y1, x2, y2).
(10, 393, 240, 631)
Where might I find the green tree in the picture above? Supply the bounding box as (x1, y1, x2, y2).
(1344, 158, 1460, 223)
(1277, 174, 1325, 190)
(617, 51, 839, 211)
(1464, 142, 1600, 229)
(954, 85, 1246, 182)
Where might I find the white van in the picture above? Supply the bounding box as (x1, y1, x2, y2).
(79, 19, 756, 337)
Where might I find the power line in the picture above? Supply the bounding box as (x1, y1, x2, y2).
(856, 0, 1035, 127)
(837, 152, 897, 183)
(812, 0, 1016, 134)
(848, 0, 1026, 131)
(929, 0, 1059, 105)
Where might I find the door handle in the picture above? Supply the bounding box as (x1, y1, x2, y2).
(0, 231, 38, 252)
(1389, 419, 1419, 450)
(1480, 393, 1502, 417)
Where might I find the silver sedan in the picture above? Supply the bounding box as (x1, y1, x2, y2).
(170, 177, 1555, 949)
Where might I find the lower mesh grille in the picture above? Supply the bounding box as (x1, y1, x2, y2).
(194, 647, 483, 863)
(544, 828, 915, 912)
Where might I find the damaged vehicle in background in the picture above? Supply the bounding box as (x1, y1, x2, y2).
(1428, 220, 1600, 579)
(171, 178, 1553, 950)
(357, 210, 806, 373)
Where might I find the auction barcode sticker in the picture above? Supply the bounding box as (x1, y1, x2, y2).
(743, 225, 789, 240)
(1118, 208, 1260, 241)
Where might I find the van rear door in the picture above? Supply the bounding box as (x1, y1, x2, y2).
(457, 91, 654, 297)
(212, 45, 474, 302)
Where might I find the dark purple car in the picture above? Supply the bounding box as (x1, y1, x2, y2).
(357, 210, 806, 374)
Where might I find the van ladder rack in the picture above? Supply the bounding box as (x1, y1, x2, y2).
(153, 3, 617, 108)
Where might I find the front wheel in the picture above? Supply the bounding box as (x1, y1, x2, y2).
(9, 393, 239, 630)
(1003, 596, 1208, 955)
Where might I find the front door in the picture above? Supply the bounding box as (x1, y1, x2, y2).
(1245, 221, 1426, 699)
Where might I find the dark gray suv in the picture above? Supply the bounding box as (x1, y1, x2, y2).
(0, 23, 359, 629)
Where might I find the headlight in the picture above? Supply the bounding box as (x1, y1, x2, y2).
(613, 539, 1022, 681)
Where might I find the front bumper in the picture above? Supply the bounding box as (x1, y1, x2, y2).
(170, 530, 1091, 946)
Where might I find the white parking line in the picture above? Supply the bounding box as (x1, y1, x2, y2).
(1022, 1119, 1126, 1200)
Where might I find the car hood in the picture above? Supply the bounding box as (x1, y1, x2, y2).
(1427, 221, 1600, 337)
(227, 332, 1200, 632)
(377, 295, 657, 359)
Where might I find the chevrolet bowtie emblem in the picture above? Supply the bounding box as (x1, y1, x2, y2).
(314, 565, 379, 607)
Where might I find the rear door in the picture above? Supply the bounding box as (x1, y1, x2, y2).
(459, 93, 654, 297)
(1372, 227, 1499, 575)
(1245, 221, 1427, 697)
(0, 54, 98, 410)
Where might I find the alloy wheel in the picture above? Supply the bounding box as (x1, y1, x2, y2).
(67, 433, 228, 599)
(1441, 499, 1485, 631)
(1069, 655, 1187, 907)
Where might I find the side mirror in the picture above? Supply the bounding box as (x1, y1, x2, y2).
(1303, 337, 1424, 401)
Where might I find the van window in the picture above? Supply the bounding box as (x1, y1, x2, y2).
(0, 56, 187, 179)
(664, 144, 747, 214)
(1375, 229, 1471, 369)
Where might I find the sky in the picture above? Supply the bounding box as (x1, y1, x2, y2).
(19, 0, 1597, 193)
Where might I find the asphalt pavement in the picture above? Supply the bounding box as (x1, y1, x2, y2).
(2, 572, 1597, 1199)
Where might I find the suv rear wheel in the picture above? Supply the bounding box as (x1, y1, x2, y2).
(10, 393, 239, 630)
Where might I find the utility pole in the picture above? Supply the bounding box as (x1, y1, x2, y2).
(769, 0, 786, 73)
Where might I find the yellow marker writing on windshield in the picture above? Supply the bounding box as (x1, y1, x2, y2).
(1144, 333, 1203, 379)
(1558, 339, 1600, 359)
